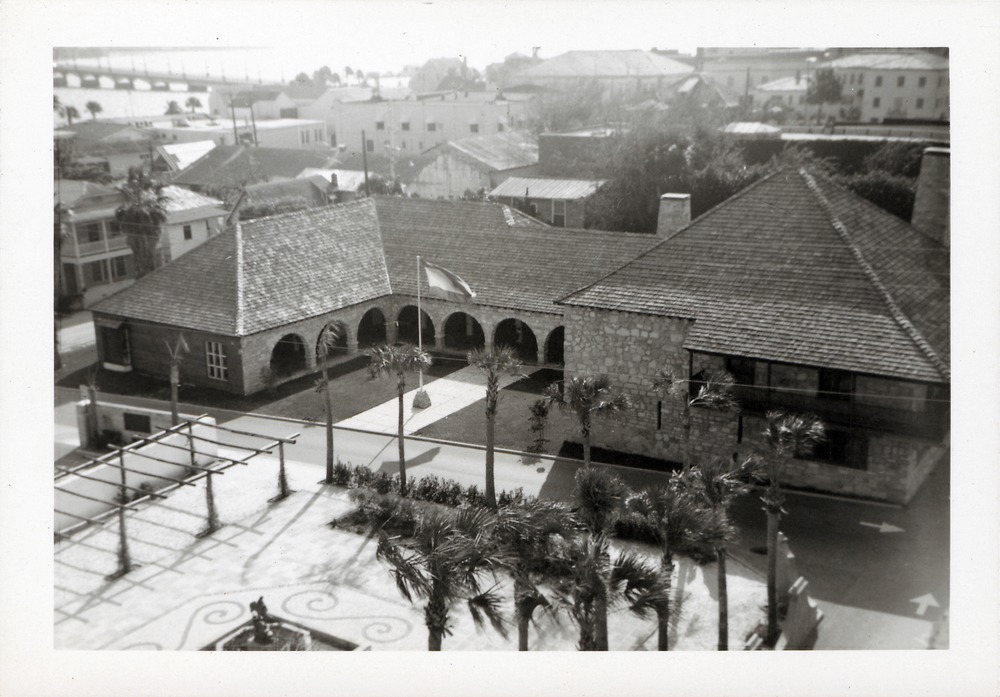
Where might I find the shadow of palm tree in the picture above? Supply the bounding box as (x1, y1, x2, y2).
(378, 446, 441, 475)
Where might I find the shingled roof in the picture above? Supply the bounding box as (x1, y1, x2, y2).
(92, 200, 391, 335)
(559, 169, 950, 383)
(92, 197, 656, 333)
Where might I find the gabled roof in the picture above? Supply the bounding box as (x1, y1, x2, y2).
(154, 140, 218, 172)
(160, 186, 225, 214)
(55, 180, 120, 209)
(559, 169, 950, 383)
(171, 146, 339, 189)
(92, 197, 657, 333)
(489, 177, 605, 200)
(516, 50, 694, 79)
(822, 52, 949, 71)
(93, 200, 392, 336)
(439, 132, 538, 171)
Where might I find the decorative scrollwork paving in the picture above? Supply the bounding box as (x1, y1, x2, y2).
(175, 600, 246, 649)
(280, 589, 339, 619)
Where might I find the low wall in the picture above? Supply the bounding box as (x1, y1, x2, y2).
(57, 408, 218, 535)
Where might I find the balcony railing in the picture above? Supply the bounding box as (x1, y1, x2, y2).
(730, 385, 947, 441)
(74, 240, 108, 256)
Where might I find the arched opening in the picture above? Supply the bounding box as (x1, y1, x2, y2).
(443, 312, 485, 352)
(397, 305, 435, 347)
(357, 307, 387, 347)
(494, 318, 538, 364)
(316, 321, 348, 363)
(544, 326, 565, 365)
(269, 334, 307, 377)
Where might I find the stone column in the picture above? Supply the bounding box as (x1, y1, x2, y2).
(385, 318, 398, 345)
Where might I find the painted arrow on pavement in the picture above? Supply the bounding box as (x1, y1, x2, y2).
(910, 593, 940, 616)
(860, 521, 905, 533)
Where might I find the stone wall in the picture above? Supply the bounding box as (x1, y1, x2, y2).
(855, 376, 929, 413)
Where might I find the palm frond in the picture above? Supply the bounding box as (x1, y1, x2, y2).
(765, 410, 826, 457)
(609, 550, 671, 619)
(376, 533, 429, 602)
(573, 467, 628, 534)
(467, 587, 510, 639)
(367, 343, 432, 379)
(467, 344, 522, 376)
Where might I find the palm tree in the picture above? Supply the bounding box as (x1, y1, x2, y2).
(376, 508, 508, 650)
(166, 334, 189, 426)
(493, 499, 576, 650)
(367, 343, 432, 496)
(467, 345, 522, 509)
(544, 374, 630, 468)
(567, 534, 671, 651)
(653, 368, 739, 472)
(345, 66, 354, 83)
(64, 105, 79, 125)
(761, 410, 825, 646)
(620, 477, 710, 650)
(185, 96, 202, 113)
(568, 466, 627, 649)
(316, 323, 343, 483)
(115, 167, 168, 279)
(330, 72, 342, 87)
(53, 96, 65, 120)
(85, 100, 102, 120)
(690, 456, 757, 650)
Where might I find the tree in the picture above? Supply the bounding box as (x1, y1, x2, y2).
(164, 100, 182, 115)
(293, 72, 312, 85)
(185, 96, 202, 114)
(54, 95, 64, 120)
(64, 105, 79, 125)
(356, 174, 403, 197)
(356, 69, 366, 85)
(652, 368, 739, 472)
(345, 66, 354, 83)
(760, 410, 825, 646)
(367, 344, 432, 496)
(493, 500, 576, 650)
(238, 196, 312, 221)
(467, 346, 522, 509)
(619, 477, 710, 650)
(376, 508, 508, 650)
(316, 323, 344, 483)
(85, 101, 102, 120)
(806, 69, 842, 123)
(837, 169, 917, 221)
(330, 72, 342, 87)
(544, 375, 630, 469)
(115, 167, 168, 279)
(690, 456, 757, 650)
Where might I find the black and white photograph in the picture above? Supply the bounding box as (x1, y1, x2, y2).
(1, 1, 998, 696)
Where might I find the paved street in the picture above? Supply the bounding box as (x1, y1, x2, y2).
(55, 382, 948, 649)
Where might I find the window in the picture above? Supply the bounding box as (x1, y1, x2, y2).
(497, 122, 505, 132)
(818, 369, 852, 401)
(918, 76, 927, 88)
(82, 259, 108, 286)
(799, 429, 867, 470)
(726, 356, 756, 385)
(107, 220, 122, 237)
(916, 98, 924, 109)
(401, 121, 410, 131)
(206, 341, 228, 381)
(656, 401, 662, 430)
(99, 325, 130, 366)
(874, 75, 883, 87)
(873, 97, 881, 108)
(857, 73, 863, 84)
(110, 255, 132, 281)
(376, 121, 385, 131)
(427, 122, 437, 132)
(897, 76, 905, 87)
(849, 74, 855, 85)
(366, 139, 374, 152)
(123, 412, 151, 433)
(77, 222, 101, 244)
(401, 141, 407, 150)
(183, 224, 192, 240)
(552, 200, 566, 227)
(469, 123, 479, 133)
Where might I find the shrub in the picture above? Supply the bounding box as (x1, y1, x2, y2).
(413, 474, 444, 502)
(348, 488, 417, 537)
(463, 484, 487, 509)
(331, 461, 352, 487)
(352, 464, 376, 489)
(497, 487, 533, 508)
(371, 470, 397, 495)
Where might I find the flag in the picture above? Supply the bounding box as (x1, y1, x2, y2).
(423, 260, 476, 302)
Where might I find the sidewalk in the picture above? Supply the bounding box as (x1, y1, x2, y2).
(337, 365, 521, 435)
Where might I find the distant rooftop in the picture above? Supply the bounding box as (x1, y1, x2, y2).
(516, 50, 694, 79)
(489, 176, 605, 200)
(150, 117, 325, 133)
(821, 52, 949, 71)
(440, 132, 538, 171)
(755, 75, 810, 92)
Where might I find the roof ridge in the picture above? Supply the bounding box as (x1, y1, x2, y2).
(234, 222, 245, 336)
(799, 168, 949, 380)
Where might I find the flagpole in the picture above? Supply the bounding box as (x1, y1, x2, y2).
(413, 255, 431, 409)
(416, 255, 423, 390)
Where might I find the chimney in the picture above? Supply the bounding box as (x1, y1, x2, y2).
(910, 147, 950, 248)
(657, 193, 691, 238)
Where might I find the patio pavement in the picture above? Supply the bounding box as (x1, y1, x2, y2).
(337, 365, 522, 436)
(54, 445, 769, 651)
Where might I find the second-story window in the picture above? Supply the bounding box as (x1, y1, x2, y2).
(183, 224, 192, 240)
(427, 122, 437, 132)
(873, 97, 881, 108)
(897, 76, 905, 87)
(401, 121, 410, 131)
(918, 76, 927, 88)
(874, 75, 883, 87)
(78, 222, 102, 244)
(469, 123, 479, 134)
(376, 121, 385, 131)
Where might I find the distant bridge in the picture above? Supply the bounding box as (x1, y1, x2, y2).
(53, 62, 263, 90)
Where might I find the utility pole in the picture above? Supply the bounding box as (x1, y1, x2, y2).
(248, 88, 259, 146)
(229, 99, 239, 145)
(361, 130, 370, 196)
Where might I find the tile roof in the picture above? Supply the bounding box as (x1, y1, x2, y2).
(93, 197, 656, 333)
(374, 198, 655, 315)
(92, 200, 391, 336)
(171, 146, 340, 189)
(489, 177, 605, 200)
(517, 50, 694, 79)
(822, 52, 949, 71)
(559, 169, 950, 383)
(443, 132, 538, 171)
